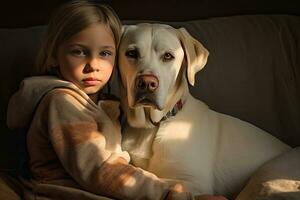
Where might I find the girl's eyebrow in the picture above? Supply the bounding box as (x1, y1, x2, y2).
(102, 45, 116, 50)
(66, 44, 89, 50)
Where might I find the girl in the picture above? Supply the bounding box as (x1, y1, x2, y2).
(6, 1, 192, 199)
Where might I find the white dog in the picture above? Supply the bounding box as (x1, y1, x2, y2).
(118, 23, 291, 199)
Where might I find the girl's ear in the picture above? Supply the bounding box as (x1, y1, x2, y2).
(178, 27, 209, 86)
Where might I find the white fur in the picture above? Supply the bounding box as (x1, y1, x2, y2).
(119, 23, 291, 198)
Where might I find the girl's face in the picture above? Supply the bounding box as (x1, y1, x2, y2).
(56, 23, 116, 96)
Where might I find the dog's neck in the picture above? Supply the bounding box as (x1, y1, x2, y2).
(149, 99, 184, 126)
(147, 81, 188, 127)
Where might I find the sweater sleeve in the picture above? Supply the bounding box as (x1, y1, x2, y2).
(43, 89, 173, 200)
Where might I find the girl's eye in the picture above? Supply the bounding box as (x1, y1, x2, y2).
(125, 49, 139, 59)
(99, 50, 112, 57)
(70, 49, 85, 56)
(162, 52, 174, 62)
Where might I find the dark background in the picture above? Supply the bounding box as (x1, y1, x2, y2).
(0, 0, 299, 28)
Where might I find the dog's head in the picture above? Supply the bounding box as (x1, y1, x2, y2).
(118, 23, 209, 127)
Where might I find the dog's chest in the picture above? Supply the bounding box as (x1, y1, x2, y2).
(150, 100, 214, 158)
(149, 118, 206, 160)
(148, 109, 215, 179)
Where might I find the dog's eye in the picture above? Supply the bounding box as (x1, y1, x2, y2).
(162, 52, 174, 62)
(125, 49, 139, 59)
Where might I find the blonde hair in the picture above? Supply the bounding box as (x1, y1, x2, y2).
(35, 0, 121, 75)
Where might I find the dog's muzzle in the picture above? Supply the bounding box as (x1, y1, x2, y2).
(134, 74, 160, 109)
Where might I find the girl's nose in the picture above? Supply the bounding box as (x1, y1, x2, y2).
(83, 57, 99, 73)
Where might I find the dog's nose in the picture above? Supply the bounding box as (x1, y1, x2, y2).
(135, 75, 159, 92)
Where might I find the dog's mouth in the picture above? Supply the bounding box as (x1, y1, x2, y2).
(133, 92, 161, 110)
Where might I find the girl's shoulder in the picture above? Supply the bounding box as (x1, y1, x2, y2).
(39, 87, 92, 110)
(36, 88, 98, 123)
(43, 88, 82, 100)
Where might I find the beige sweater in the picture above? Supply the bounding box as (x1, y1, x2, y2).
(7, 76, 191, 200)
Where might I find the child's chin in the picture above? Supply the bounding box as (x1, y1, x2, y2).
(84, 86, 101, 95)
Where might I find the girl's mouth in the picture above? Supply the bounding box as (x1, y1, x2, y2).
(82, 77, 100, 86)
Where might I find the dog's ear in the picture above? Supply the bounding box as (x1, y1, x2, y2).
(178, 27, 209, 86)
(121, 25, 137, 35)
(121, 25, 129, 34)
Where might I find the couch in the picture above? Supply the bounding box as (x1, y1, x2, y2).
(0, 13, 299, 199)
